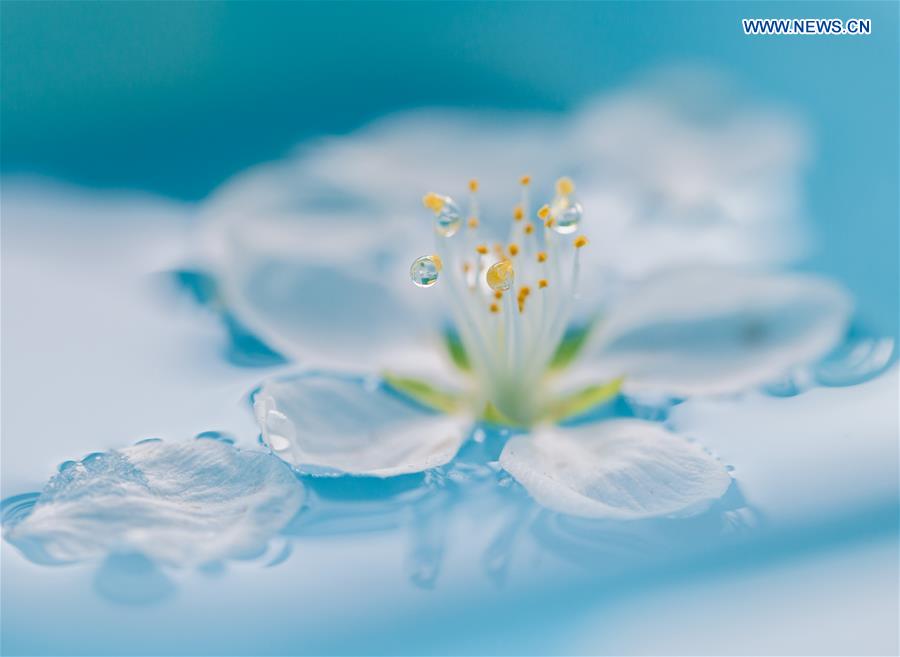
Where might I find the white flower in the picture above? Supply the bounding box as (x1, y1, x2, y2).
(246, 175, 850, 520)
(199, 71, 810, 370)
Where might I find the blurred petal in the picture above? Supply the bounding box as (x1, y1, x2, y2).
(574, 69, 810, 283)
(499, 420, 731, 519)
(197, 70, 810, 361)
(253, 372, 467, 477)
(583, 268, 852, 396)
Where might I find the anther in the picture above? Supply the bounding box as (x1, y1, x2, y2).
(556, 177, 575, 196)
(537, 205, 550, 220)
(574, 235, 589, 248)
(520, 175, 531, 186)
(468, 217, 479, 229)
(513, 205, 524, 221)
(538, 278, 548, 289)
(536, 251, 547, 263)
(508, 243, 520, 257)
(476, 244, 488, 255)
(524, 224, 534, 235)
(423, 192, 444, 213)
(468, 179, 479, 192)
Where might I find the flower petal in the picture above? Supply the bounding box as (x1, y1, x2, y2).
(253, 372, 467, 477)
(3, 439, 304, 567)
(499, 420, 731, 519)
(582, 268, 852, 396)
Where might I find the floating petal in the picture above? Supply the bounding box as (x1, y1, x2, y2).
(499, 420, 731, 519)
(253, 372, 466, 477)
(2, 440, 304, 567)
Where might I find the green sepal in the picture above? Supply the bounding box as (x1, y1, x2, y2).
(381, 372, 462, 415)
(443, 329, 472, 372)
(480, 401, 525, 429)
(549, 323, 594, 371)
(547, 377, 624, 423)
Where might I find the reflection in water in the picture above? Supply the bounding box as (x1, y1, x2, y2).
(2, 424, 759, 602)
(762, 323, 896, 397)
(170, 269, 287, 367)
(94, 553, 176, 606)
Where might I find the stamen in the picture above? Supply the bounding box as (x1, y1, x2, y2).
(555, 177, 575, 196)
(410, 176, 588, 425)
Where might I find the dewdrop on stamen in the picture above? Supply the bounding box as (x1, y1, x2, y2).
(552, 201, 583, 235)
(422, 192, 462, 237)
(486, 260, 514, 292)
(409, 255, 442, 287)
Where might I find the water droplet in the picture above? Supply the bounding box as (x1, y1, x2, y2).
(264, 409, 295, 453)
(434, 196, 462, 236)
(552, 201, 583, 235)
(486, 260, 514, 291)
(409, 255, 440, 288)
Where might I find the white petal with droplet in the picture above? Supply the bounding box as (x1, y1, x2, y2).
(253, 373, 466, 477)
(581, 268, 852, 396)
(499, 420, 732, 519)
(3, 440, 304, 567)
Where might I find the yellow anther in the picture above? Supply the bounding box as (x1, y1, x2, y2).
(520, 175, 531, 186)
(556, 177, 575, 196)
(476, 244, 488, 255)
(468, 179, 479, 192)
(518, 299, 525, 313)
(486, 259, 514, 292)
(431, 254, 443, 271)
(537, 251, 548, 263)
(493, 290, 503, 299)
(513, 205, 524, 221)
(508, 243, 520, 257)
(545, 217, 555, 228)
(423, 192, 444, 213)
(524, 223, 534, 235)
(468, 217, 479, 229)
(574, 235, 589, 248)
(518, 285, 531, 297)
(462, 262, 472, 273)
(493, 243, 504, 256)
(538, 278, 548, 289)
(537, 205, 550, 220)
(489, 302, 500, 314)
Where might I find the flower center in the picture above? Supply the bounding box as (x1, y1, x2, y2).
(410, 176, 589, 425)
